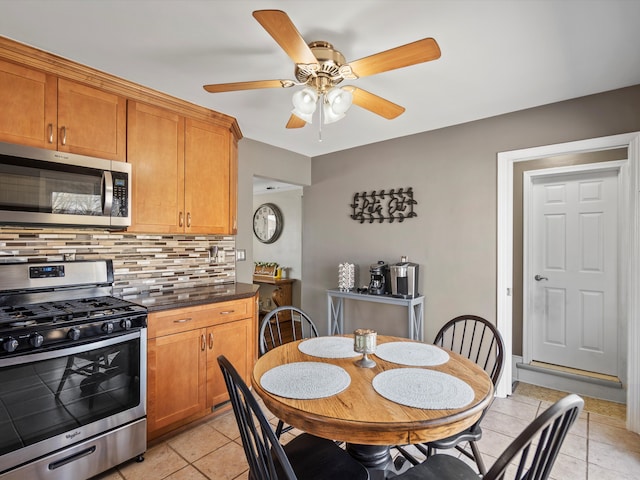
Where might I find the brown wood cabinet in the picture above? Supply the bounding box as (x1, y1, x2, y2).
(0, 58, 126, 160)
(146, 295, 257, 440)
(127, 101, 185, 233)
(127, 101, 238, 234)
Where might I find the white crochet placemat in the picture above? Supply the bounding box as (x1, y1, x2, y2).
(260, 362, 351, 399)
(372, 368, 475, 409)
(298, 336, 361, 358)
(375, 342, 450, 366)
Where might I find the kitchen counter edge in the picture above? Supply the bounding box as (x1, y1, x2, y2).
(129, 282, 259, 313)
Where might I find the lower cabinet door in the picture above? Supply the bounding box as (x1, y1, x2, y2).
(207, 318, 252, 407)
(147, 328, 207, 432)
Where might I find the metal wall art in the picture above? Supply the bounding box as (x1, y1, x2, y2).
(350, 187, 417, 223)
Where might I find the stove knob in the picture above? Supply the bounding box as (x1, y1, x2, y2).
(29, 333, 44, 348)
(3, 337, 19, 353)
(120, 319, 132, 330)
(102, 322, 114, 334)
(68, 328, 81, 341)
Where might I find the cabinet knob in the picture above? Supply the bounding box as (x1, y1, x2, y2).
(201, 333, 206, 351)
(187, 212, 191, 228)
(61, 126, 67, 145)
(179, 211, 184, 227)
(48, 124, 54, 143)
(208, 332, 214, 350)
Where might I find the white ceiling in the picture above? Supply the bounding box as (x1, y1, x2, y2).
(2, 0, 640, 158)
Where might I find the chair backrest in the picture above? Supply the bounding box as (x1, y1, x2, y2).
(217, 355, 297, 480)
(259, 306, 319, 355)
(434, 315, 505, 386)
(484, 394, 584, 480)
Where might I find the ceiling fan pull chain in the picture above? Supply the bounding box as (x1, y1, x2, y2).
(318, 94, 324, 142)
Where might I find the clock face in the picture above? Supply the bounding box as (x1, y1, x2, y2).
(253, 203, 283, 244)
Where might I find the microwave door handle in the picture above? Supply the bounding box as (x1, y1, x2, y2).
(102, 171, 113, 216)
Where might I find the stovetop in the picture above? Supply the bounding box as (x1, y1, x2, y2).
(0, 260, 147, 357)
(0, 296, 146, 327)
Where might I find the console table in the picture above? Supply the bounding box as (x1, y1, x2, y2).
(326, 289, 425, 341)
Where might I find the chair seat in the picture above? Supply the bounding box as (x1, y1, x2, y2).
(281, 434, 369, 480)
(395, 454, 479, 479)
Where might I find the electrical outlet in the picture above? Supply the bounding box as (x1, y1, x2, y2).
(236, 249, 246, 261)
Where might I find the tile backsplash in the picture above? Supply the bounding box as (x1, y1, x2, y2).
(0, 229, 235, 300)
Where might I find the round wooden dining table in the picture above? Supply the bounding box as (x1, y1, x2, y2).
(251, 334, 494, 476)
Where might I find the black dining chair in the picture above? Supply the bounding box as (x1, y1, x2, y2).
(258, 305, 319, 438)
(217, 355, 369, 480)
(394, 393, 584, 480)
(259, 305, 319, 355)
(395, 314, 505, 474)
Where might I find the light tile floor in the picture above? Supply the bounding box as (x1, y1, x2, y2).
(93, 382, 640, 480)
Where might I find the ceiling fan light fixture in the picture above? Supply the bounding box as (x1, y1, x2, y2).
(325, 87, 353, 115)
(322, 103, 346, 124)
(291, 87, 318, 122)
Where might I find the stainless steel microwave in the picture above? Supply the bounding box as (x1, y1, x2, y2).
(0, 142, 131, 229)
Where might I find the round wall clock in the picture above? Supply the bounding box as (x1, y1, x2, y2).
(253, 203, 283, 244)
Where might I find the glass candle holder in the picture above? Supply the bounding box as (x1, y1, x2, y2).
(354, 328, 377, 368)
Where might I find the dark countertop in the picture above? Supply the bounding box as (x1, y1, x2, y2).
(131, 282, 259, 312)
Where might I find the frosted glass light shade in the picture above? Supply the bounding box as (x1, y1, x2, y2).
(326, 87, 353, 115)
(292, 87, 318, 123)
(322, 103, 346, 124)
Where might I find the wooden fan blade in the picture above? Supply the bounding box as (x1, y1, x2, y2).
(203, 80, 289, 93)
(343, 86, 405, 119)
(253, 10, 318, 65)
(348, 38, 441, 78)
(286, 114, 307, 129)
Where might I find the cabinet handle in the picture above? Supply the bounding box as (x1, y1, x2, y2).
(61, 126, 67, 145)
(173, 317, 193, 324)
(179, 211, 184, 227)
(187, 212, 191, 228)
(48, 124, 54, 143)
(201, 334, 206, 351)
(208, 332, 214, 350)
(220, 310, 235, 315)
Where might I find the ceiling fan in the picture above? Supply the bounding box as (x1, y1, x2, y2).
(203, 10, 441, 129)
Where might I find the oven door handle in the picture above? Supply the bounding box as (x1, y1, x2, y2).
(0, 330, 144, 367)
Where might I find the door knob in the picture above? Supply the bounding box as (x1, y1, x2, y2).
(534, 275, 549, 281)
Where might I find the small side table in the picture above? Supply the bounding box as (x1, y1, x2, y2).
(253, 276, 295, 316)
(326, 289, 425, 341)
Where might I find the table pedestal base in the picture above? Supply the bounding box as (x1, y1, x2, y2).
(345, 444, 393, 479)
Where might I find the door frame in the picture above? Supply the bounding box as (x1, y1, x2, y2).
(522, 161, 627, 372)
(497, 132, 640, 433)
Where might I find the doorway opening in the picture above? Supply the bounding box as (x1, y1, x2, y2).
(497, 132, 640, 433)
(252, 176, 303, 314)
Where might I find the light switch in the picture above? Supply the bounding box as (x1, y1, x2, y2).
(236, 249, 246, 261)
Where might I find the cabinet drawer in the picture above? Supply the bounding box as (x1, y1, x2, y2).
(148, 298, 251, 338)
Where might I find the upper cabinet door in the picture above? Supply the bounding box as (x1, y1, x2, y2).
(0, 59, 57, 149)
(57, 78, 126, 161)
(184, 118, 231, 234)
(127, 101, 185, 233)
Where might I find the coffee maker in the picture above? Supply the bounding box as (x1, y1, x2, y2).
(368, 261, 390, 295)
(390, 256, 419, 298)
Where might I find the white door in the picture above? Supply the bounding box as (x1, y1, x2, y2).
(528, 168, 618, 375)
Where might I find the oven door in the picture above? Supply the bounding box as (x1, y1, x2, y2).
(0, 329, 146, 474)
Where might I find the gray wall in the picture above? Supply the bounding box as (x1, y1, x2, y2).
(302, 85, 640, 343)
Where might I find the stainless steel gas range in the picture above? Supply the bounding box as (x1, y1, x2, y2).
(0, 260, 147, 480)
